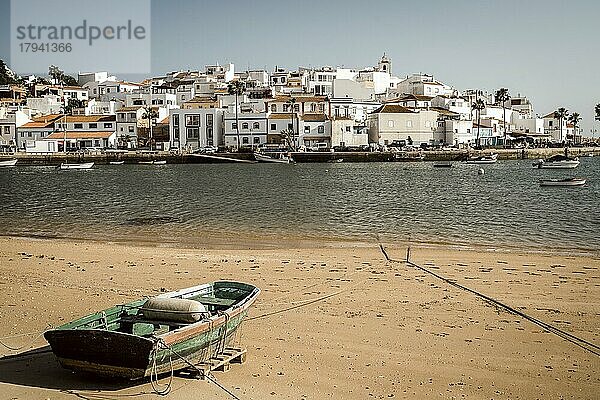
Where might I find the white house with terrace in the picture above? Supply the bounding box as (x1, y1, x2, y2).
(169, 108, 224, 151)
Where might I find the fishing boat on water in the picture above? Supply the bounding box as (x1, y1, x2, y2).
(109, 161, 125, 165)
(539, 178, 586, 187)
(254, 152, 293, 164)
(532, 155, 579, 169)
(465, 153, 498, 164)
(0, 158, 18, 167)
(433, 161, 453, 168)
(44, 281, 260, 380)
(58, 162, 94, 170)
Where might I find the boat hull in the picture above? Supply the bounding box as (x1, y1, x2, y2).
(59, 162, 94, 170)
(254, 153, 292, 163)
(540, 179, 586, 187)
(0, 159, 18, 167)
(538, 161, 580, 169)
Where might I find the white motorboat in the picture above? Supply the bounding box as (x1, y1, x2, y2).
(433, 161, 453, 168)
(254, 152, 293, 164)
(109, 161, 125, 165)
(58, 162, 94, 170)
(540, 178, 586, 187)
(0, 158, 18, 167)
(139, 160, 167, 165)
(465, 153, 498, 164)
(533, 155, 580, 169)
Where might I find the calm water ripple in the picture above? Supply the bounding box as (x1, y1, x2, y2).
(0, 158, 598, 253)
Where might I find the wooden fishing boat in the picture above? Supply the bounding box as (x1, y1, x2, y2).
(44, 281, 260, 380)
(539, 178, 586, 187)
(532, 155, 579, 169)
(58, 162, 94, 170)
(0, 158, 18, 167)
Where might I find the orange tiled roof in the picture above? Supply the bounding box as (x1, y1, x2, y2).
(46, 131, 115, 139)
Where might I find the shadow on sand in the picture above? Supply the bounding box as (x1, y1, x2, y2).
(0, 346, 155, 396)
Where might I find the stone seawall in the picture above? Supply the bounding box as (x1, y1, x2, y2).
(1, 147, 597, 165)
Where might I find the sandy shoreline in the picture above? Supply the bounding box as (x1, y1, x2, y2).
(0, 236, 598, 399)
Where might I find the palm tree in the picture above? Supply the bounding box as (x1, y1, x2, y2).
(141, 106, 159, 150)
(287, 97, 297, 150)
(494, 88, 510, 144)
(568, 112, 581, 144)
(472, 99, 485, 148)
(595, 103, 600, 122)
(553, 107, 569, 144)
(227, 80, 246, 151)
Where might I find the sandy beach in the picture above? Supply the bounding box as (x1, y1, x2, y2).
(0, 236, 598, 399)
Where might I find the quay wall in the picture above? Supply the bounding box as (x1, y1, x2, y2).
(0, 147, 598, 165)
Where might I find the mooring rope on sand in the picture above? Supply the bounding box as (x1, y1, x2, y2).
(0, 324, 52, 353)
(379, 244, 600, 357)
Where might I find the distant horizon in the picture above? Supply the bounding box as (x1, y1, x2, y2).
(1, 0, 599, 136)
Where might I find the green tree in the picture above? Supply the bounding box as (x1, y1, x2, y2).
(0, 59, 17, 85)
(48, 64, 78, 86)
(64, 98, 85, 115)
(568, 112, 581, 144)
(553, 107, 569, 144)
(494, 88, 510, 144)
(595, 103, 600, 121)
(227, 80, 246, 150)
(472, 99, 485, 148)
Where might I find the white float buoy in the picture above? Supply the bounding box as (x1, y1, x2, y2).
(478, 168, 484, 175)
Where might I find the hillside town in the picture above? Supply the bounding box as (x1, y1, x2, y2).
(0, 55, 597, 155)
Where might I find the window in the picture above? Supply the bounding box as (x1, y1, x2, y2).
(283, 104, 289, 112)
(242, 137, 249, 144)
(173, 114, 179, 126)
(133, 100, 144, 105)
(270, 104, 277, 112)
(318, 125, 324, 134)
(270, 123, 276, 131)
(406, 120, 413, 128)
(128, 126, 134, 133)
(318, 104, 324, 112)
(104, 123, 113, 128)
(311, 103, 316, 112)
(129, 113, 136, 119)
(345, 126, 351, 132)
(388, 120, 394, 128)
(206, 114, 213, 127)
(185, 115, 200, 127)
(273, 77, 278, 83)
(186, 127, 199, 139)
(549, 121, 553, 127)
(294, 104, 300, 112)
(207, 127, 213, 140)
(467, 128, 471, 133)
(242, 122, 249, 129)
(173, 127, 179, 140)
(287, 123, 293, 130)
(304, 126, 310, 133)
(74, 123, 83, 129)
(253, 122, 260, 129)
(232, 122, 238, 129)
(254, 137, 260, 144)
(89, 123, 97, 129)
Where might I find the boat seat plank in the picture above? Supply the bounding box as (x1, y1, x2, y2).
(194, 296, 236, 307)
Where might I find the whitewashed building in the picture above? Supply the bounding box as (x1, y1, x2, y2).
(367, 104, 438, 145)
(169, 108, 224, 151)
(224, 112, 268, 148)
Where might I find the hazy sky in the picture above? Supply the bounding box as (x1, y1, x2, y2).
(1, 0, 599, 134)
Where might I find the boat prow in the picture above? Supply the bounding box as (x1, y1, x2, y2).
(0, 158, 18, 167)
(58, 162, 94, 170)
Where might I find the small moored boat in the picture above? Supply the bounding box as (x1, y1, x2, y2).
(109, 161, 125, 165)
(539, 178, 586, 187)
(0, 158, 18, 167)
(533, 155, 580, 169)
(433, 161, 453, 168)
(58, 162, 94, 170)
(44, 281, 260, 380)
(139, 160, 167, 165)
(465, 153, 498, 164)
(254, 152, 293, 164)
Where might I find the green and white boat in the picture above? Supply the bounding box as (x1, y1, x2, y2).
(44, 281, 260, 380)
